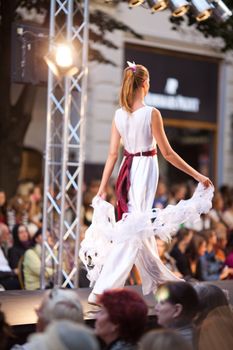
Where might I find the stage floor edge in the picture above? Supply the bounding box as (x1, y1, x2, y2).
(1, 281, 233, 326)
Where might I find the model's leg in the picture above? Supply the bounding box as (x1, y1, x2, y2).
(92, 240, 139, 294)
(90, 156, 161, 298)
(128, 157, 180, 294)
(135, 236, 181, 295)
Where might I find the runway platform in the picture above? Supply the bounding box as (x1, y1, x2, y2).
(1, 281, 233, 327)
(0, 285, 156, 326)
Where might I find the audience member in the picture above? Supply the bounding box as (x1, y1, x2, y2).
(170, 228, 194, 278)
(193, 283, 233, 350)
(0, 189, 7, 225)
(35, 288, 84, 332)
(82, 191, 94, 227)
(7, 195, 30, 231)
(215, 227, 228, 262)
(196, 230, 233, 281)
(197, 306, 233, 350)
(28, 185, 43, 237)
(156, 238, 182, 278)
(219, 185, 232, 205)
(225, 235, 233, 271)
(168, 184, 187, 205)
(0, 308, 13, 350)
(0, 224, 20, 290)
(140, 329, 192, 350)
(24, 320, 99, 350)
(222, 198, 233, 231)
(153, 180, 168, 209)
(185, 234, 207, 279)
(193, 283, 230, 326)
(11, 288, 84, 349)
(154, 281, 199, 346)
(23, 229, 54, 290)
(95, 288, 148, 350)
(0, 223, 12, 255)
(8, 224, 31, 272)
(209, 192, 228, 230)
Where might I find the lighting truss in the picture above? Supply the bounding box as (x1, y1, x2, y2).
(41, 0, 89, 289)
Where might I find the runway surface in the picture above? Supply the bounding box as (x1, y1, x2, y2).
(1, 281, 233, 326)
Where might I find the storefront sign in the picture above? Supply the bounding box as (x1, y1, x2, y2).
(125, 45, 219, 123)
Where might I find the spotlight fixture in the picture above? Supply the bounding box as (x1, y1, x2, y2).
(128, 0, 145, 8)
(209, 0, 232, 22)
(190, 0, 213, 21)
(147, 0, 168, 12)
(168, 0, 190, 17)
(44, 43, 79, 78)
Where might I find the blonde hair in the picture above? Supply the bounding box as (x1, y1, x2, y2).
(28, 321, 100, 350)
(39, 288, 83, 327)
(120, 64, 149, 113)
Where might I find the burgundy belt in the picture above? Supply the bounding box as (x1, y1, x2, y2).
(115, 148, 157, 220)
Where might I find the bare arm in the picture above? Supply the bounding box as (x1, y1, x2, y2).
(151, 108, 213, 187)
(97, 119, 121, 197)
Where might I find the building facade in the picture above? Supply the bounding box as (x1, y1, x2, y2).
(23, 2, 233, 187)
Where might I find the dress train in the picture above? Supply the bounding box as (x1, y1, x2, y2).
(79, 183, 214, 294)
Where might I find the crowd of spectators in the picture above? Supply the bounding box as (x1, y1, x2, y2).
(0, 182, 52, 291)
(0, 282, 232, 350)
(0, 180, 233, 349)
(1, 178, 233, 291)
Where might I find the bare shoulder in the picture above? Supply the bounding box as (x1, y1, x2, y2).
(151, 107, 163, 123)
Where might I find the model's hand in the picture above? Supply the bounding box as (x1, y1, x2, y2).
(96, 189, 107, 199)
(196, 174, 213, 188)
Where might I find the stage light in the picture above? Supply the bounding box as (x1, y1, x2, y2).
(55, 44, 73, 68)
(168, 0, 190, 17)
(44, 43, 79, 78)
(190, 0, 212, 21)
(209, 0, 232, 22)
(147, 0, 168, 12)
(128, 0, 145, 8)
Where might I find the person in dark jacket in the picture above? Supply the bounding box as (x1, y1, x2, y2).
(8, 224, 31, 271)
(170, 228, 194, 278)
(0, 223, 20, 290)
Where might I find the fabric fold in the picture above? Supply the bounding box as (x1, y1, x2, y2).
(79, 183, 214, 287)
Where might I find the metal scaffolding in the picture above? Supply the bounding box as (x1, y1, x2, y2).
(41, 0, 89, 288)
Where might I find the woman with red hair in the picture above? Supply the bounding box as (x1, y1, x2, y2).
(95, 289, 148, 350)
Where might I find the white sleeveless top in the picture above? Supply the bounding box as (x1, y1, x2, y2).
(114, 106, 156, 153)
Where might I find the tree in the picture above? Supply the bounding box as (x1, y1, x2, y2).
(0, 0, 142, 199)
(0, 1, 37, 200)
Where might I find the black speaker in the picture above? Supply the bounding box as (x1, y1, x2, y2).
(11, 22, 49, 84)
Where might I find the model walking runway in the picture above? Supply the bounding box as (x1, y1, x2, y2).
(80, 62, 214, 304)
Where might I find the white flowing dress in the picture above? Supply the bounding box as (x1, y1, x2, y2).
(79, 106, 214, 295)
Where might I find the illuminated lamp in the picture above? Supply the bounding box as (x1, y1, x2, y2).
(190, 0, 213, 21)
(168, 0, 190, 17)
(44, 43, 78, 78)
